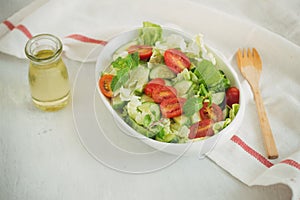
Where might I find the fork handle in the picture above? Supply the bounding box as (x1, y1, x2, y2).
(252, 88, 279, 159)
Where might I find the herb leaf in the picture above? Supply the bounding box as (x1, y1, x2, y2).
(110, 53, 139, 92)
(111, 68, 130, 92)
(112, 52, 139, 69)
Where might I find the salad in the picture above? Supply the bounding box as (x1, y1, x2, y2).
(98, 22, 240, 143)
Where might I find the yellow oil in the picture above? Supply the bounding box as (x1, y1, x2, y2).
(28, 50, 70, 111)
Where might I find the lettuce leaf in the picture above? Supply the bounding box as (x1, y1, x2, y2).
(229, 104, 240, 120)
(183, 96, 203, 117)
(194, 59, 230, 93)
(138, 21, 162, 46)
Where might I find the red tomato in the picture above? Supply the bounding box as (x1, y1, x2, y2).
(143, 78, 166, 97)
(226, 87, 240, 107)
(148, 78, 165, 85)
(152, 85, 177, 103)
(164, 49, 191, 74)
(188, 119, 214, 139)
(160, 97, 186, 118)
(200, 102, 223, 122)
(99, 74, 114, 98)
(127, 45, 153, 60)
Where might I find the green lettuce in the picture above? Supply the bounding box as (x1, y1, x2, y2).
(194, 59, 230, 93)
(110, 52, 139, 92)
(183, 96, 203, 117)
(138, 21, 162, 46)
(229, 104, 240, 120)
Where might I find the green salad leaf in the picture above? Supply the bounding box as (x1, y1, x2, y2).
(194, 59, 230, 92)
(138, 21, 162, 46)
(111, 68, 130, 92)
(229, 104, 240, 120)
(194, 59, 220, 86)
(111, 52, 139, 92)
(183, 96, 203, 117)
(112, 52, 139, 69)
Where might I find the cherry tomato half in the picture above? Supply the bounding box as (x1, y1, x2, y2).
(152, 85, 177, 104)
(143, 78, 166, 97)
(188, 119, 214, 139)
(99, 74, 114, 98)
(200, 102, 223, 122)
(127, 45, 153, 60)
(160, 97, 186, 118)
(226, 87, 240, 107)
(164, 49, 191, 74)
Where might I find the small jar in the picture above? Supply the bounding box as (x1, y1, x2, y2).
(25, 34, 70, 111)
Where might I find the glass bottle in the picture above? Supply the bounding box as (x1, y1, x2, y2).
(25, 34, 70, 111)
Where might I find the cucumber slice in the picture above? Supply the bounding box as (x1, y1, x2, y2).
(150, 64, 176, 79)
(126, 97, 141, 122)
(138, 102, 160, 121)
(164, 79, 172, 86)
(211, 92, 225, 105)
(163, 134, 180, 143)
(170, 122, 181, 132)
(127, 99, 161, 126)
(111, 95, 126, 110)
(173, 115, 190, 126)
(125, 116, 157, 138)
(140, 94, 154, 103)
(173, 80, 193, 97)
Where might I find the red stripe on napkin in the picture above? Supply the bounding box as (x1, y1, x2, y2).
(16, 25, 32, 39)
(2, 20, 32, 39)
(3, 20, 15, 30)
(231, 135, 274, 168)
(231, 135, 300, 170)
(65, 34, 107, 45)
(281, 159, 300, 170)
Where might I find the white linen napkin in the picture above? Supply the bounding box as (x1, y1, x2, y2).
(1, 0, 299, 199)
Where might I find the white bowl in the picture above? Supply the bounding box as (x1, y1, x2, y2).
(95, 27, 245, 156)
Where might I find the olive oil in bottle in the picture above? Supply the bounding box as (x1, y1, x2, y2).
(25, 34, 70, 111)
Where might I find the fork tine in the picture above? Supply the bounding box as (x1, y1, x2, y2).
(236, 49, 243, 68)
(243, 49, 247, 58)
(253, 48, 262, 69)
(247, 48, 252, 57)
(253, 48, 260, 60)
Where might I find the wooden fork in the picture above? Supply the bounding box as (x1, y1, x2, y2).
(236, 48, 278, 159)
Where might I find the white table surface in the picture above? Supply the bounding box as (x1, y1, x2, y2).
(1, 0, 299, 199)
